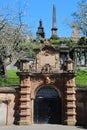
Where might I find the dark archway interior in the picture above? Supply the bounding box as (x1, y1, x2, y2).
(34, 86, 61, 124)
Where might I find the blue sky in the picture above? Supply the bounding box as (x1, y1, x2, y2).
(0, 0, 79, 38)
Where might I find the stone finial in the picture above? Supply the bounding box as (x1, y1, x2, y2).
(39, 19, 42, 27)
(20, 59, 29, 71)
(65, 56, 73, 72)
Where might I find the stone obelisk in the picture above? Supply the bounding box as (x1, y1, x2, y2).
(51, 4, 58, 39)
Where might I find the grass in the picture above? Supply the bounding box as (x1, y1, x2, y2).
(0, 70, 19, 85)
(0, 69, 87, 87)
(75, 70, 87, 87)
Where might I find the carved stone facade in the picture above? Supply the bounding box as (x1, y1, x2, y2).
(17, 41, 76, 125)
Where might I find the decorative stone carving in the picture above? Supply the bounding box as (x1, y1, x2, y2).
(45, 76, 51, 84)
(41, 64, 52, 73)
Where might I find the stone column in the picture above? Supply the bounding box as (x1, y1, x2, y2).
(17, 72, 32, 125)
(64, 74, 76, 125)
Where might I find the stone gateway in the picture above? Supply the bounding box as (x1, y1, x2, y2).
(0, 40, 87, 126)
(17, 40, 76, 125)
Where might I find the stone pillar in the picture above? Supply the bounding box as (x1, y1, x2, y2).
(66, 57, 73, 72)
(17, 72, 32, 125)
(64, 74, 76, 125)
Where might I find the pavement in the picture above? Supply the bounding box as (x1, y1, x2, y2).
(0, 124, 87, 130)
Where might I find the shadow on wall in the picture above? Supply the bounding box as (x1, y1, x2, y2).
(13, 88, 20, 125)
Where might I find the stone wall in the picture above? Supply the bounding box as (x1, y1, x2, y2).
(76, 87, 87, 126)
(0, 86, 19, 125)
(0, 86, 87, 126)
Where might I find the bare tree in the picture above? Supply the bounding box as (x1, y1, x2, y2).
(71, 0, 87, 36)
(0, 2, 33, 67)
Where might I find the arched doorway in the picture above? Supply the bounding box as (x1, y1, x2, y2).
(34, 86, 61, 124)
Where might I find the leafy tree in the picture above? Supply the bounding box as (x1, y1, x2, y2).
(78, 37, 87, 45)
